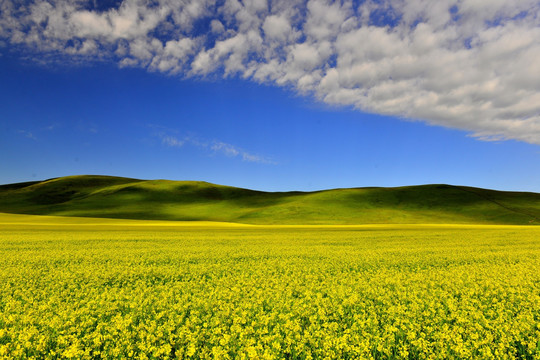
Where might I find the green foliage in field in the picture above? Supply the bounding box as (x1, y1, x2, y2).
(1, 215, 539, 359)
(1, 175, 540, 225)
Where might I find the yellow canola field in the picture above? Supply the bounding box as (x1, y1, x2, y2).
(0, 213, 539, 359)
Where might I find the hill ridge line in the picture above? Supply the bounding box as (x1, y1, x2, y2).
(454, 186, 540, 224)
(0, 175, 539, 225)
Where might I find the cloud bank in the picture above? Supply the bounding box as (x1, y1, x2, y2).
(2, 0, 540, 144)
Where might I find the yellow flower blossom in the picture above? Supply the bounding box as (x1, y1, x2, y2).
(0, 224, 539, 359)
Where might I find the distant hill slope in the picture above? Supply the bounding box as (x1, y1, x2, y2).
(0, 175, 539, 225)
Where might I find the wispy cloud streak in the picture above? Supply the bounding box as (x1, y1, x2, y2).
(17, 130, 37, 140)
(158, 132, 276, 164)
(2, 1, 540, 143)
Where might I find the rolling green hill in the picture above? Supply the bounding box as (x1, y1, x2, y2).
(0, 175, 539, 225)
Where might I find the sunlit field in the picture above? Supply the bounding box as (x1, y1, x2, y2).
(1, 214, 539, 359)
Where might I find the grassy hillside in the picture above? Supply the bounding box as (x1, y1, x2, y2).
(0, 175, 539, 224)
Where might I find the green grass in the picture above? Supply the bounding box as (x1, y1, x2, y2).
(1, 175, 539, 225)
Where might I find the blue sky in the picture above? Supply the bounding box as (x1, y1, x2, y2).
(1, 0, 540, 192)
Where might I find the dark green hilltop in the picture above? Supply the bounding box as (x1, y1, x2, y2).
(0, 175, 539, 225)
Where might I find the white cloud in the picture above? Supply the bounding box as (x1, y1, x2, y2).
(151, 37, 198, 73)
(18, 130, 37, 140)
(2, 0, 540, 144)
(158, 132, 275, 164)
(210, 19, 225, 34)
(211, 141, 240, 157)
(210, 141, 276, 164)
(304, 0, 352, 41)
(162, 135, 185, 147)
(262, 15, 291, 41)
